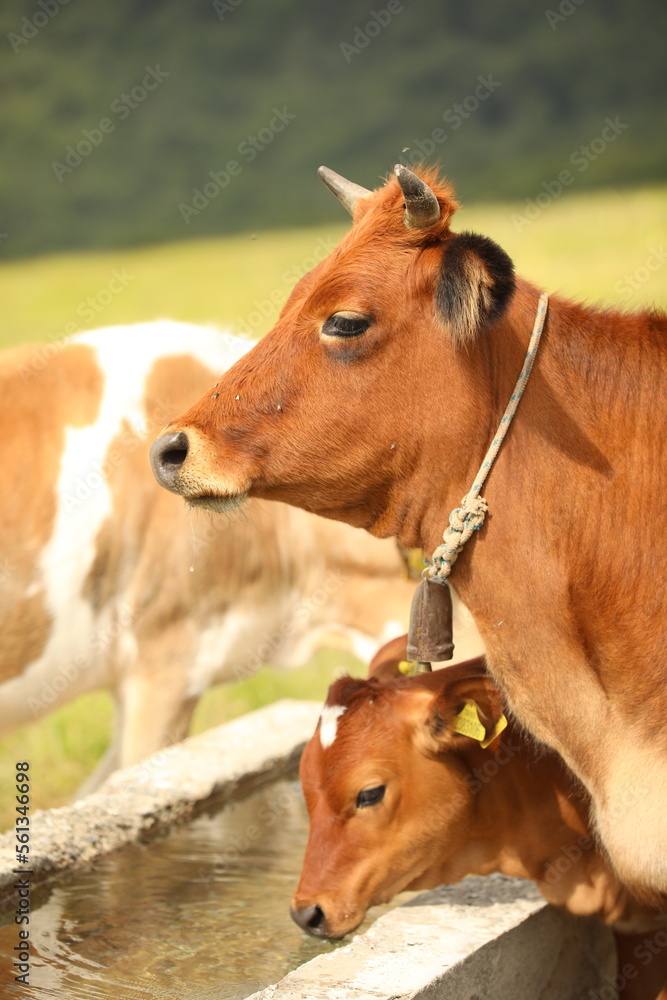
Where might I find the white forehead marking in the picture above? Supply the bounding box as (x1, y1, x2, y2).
(319, 704, 347, 749)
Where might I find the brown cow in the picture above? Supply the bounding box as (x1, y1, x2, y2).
(149, 165, 667, 893)
(292, 648, 667, 1000)
(1, 320, 429, 795)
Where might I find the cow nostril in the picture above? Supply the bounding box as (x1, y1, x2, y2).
(290, 903, 328, 937)
(306, 905, 325, 930)
(161, 446, 188, 467)
(150, 431, 189, 494)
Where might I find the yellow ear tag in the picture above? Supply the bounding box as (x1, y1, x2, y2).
(453, 702, 487, 741)
(453, 702, 508, 748)
(398, 660, 419, 676)
(480, 713, 508, 749)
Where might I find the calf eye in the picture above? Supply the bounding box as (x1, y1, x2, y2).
(356, 785, 385, 809)
(322, 312, 371, 338)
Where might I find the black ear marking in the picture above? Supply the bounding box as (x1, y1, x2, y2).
(436, 231, 516, 346)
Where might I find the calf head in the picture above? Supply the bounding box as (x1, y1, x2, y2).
(151, 166, 516, 545)
(291, 655, 506, 939)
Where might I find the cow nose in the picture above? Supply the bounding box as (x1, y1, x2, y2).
(150, 431, 189, 493)
(290, 903, 329, 938)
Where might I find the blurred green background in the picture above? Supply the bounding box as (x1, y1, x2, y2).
(0, 0, 666, 826)
(1, 0, 665, 258)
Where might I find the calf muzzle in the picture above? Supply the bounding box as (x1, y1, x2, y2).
(290, 903, 332, 939)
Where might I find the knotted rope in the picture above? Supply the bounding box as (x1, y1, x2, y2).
(427, 291, 549, 581)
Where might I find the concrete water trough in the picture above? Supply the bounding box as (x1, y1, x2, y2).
(0, 700, 616, 998)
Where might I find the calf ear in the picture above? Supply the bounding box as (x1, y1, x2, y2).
(368, 634, 409, 680)
(436, 231, 515, 347)
(418, 663, 507, 755)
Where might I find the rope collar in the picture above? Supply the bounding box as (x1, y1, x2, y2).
(427, 291, 549, 581)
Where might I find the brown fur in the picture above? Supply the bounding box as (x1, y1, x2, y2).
(154, 167, 667, 893)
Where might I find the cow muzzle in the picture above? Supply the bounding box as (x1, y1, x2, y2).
(150, 428, 249, 513)
(150, 431, 189, 494)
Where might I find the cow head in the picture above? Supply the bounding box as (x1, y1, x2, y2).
(290, 655, 506, 940)
(150, 165, 517, 548)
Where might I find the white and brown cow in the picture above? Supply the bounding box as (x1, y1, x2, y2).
(1, 321, 452, 795)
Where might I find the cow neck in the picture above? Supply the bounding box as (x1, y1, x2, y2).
(406, 291, 548, 669)
(459, 737, 650, 926)
(459, 733, 591, 886)
(428, 291, 549, 583)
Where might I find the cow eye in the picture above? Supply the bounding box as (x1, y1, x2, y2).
(322, 312, 371, 338)
(356, 785, 385, 809)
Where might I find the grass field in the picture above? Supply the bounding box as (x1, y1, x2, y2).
(1, 183, 666, 829)
(2, 184, 666, 351)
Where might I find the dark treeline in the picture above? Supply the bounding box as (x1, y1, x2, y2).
(1, 0, 665, 258)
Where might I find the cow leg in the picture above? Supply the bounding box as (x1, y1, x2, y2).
(74, 670, 198, 797)
(72, 692, 125, 799)
(115, 672, 198, 770)
(74, 743, 120, 799)
(613, 930, 667, 1000)
(100, 620, 202, 770)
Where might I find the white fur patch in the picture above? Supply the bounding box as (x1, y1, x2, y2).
(188, 606, 275, 697)
(27, 325, 247, 686)
(75, 320, 249, 438)
(319, 704, 347, 749)
(348, 619, 404, 665)
(0, 321, 249, 731)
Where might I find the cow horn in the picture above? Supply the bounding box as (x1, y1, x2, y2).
(318, 166, 371, 216)
(394, 164, 441, 228)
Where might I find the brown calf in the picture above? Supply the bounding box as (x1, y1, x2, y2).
(293, 646, 667, 999)
(150, 165, 667, 892)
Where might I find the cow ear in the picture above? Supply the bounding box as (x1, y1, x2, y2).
(436, 231, 515, 346)
(419, 665, 507, 754)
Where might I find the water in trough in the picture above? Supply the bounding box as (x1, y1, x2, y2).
(0, 777, 399, 999)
